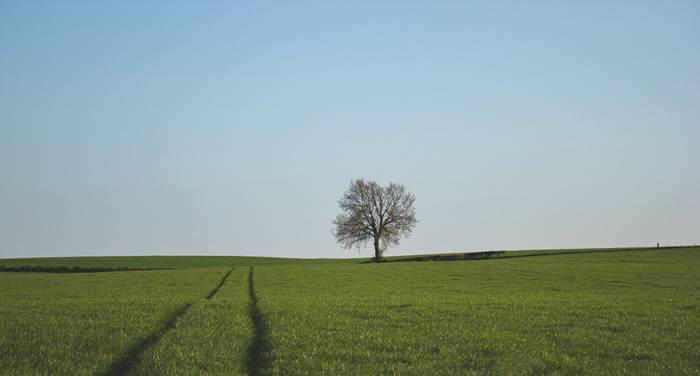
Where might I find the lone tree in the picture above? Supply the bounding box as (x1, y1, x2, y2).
(333, 179, 417, 261)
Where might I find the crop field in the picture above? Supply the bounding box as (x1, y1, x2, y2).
(0, 247, 698, 375)
(0, 267, 228, 374)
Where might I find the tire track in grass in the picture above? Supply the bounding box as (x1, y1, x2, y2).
(100, 303, 192, 376)
(101, 267, 235, 375)
(207, 267, 235, 299)
(246, 267, 272, 376)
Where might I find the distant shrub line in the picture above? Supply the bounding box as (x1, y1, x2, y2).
(0, 265, 166, 273)
(367, 245, 697, 264)
(385, 251, 506, 263)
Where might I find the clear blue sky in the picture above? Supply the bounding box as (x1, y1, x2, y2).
(1, 1, 698, 259)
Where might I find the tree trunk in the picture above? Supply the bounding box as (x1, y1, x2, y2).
(373, 237, 381, 262)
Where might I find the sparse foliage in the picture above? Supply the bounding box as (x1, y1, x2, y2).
(333, 179, 417, 261)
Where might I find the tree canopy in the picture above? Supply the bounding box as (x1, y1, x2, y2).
(333, 179, 417, 261)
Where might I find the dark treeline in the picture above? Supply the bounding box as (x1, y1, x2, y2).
(365, 245, 697, 264)
(0, 265, 165, 273)
(364, 251, 507, 264)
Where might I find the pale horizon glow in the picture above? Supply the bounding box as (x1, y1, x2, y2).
(1, 1, 698, 259)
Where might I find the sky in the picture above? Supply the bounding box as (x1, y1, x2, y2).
(1, 1, 698, 259)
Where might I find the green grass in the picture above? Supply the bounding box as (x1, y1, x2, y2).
(0, 247, 698, 375)
(133, 267, 252, 375)
(254, 248, 700, 375)
(0, 268, 228, 375)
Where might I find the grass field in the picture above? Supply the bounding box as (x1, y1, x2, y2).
(0, 247, 698, 375)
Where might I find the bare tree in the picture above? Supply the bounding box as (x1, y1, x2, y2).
(333, 179, 417, 261)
